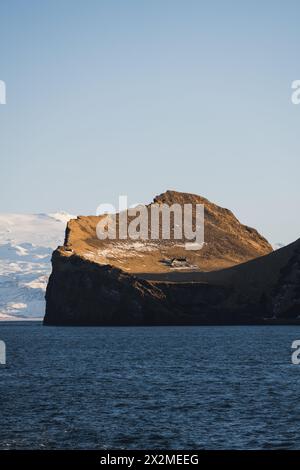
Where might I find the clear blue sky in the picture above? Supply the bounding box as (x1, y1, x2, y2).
(0, 0, 299, 244)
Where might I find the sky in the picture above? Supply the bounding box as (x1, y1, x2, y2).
(0, 0, 299, 245)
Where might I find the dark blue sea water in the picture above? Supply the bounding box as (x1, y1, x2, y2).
(0, 322, 300, 449)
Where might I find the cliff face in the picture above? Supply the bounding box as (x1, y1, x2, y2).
(44, 191, 300, 326)
(272, 242, 300, 318)
(45, 251, 171, 326)
(45, 250, 232, 325)
(44, 240, 300, 325)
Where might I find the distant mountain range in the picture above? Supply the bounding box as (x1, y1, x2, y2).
(0, 212, 74, 320)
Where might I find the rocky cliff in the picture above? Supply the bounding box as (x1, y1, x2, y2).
(44, 191, 300, 326)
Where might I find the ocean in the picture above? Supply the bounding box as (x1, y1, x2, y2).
(0, 322, 300, 449)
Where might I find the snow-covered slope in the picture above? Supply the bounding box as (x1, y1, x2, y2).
(272, 242, 285, 251)
(0, 212, 74, 320)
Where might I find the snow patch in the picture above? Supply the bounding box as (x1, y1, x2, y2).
(48, 211, 75, 224)
(272, 242, 285, 251)
(8, 302, 27, 310)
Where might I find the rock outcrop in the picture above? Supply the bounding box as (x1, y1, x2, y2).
(44, 191, 300, 326)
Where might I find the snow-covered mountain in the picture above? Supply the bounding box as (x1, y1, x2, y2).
(272, 242, 285, 251)
(0, 212, 74, 320)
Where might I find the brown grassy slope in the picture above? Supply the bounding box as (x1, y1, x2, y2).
(60, 190, 273, 273)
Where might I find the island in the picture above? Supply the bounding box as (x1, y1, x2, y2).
(44, 191, 300, 325)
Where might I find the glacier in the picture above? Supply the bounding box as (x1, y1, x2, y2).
(0, 212, 74, 320)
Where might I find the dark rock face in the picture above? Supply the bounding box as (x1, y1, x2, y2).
(272, 244, 300, 319)
(45, 240, 300, 325)
(45, 251, 171, 326)
(45, 250, 233, 326)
